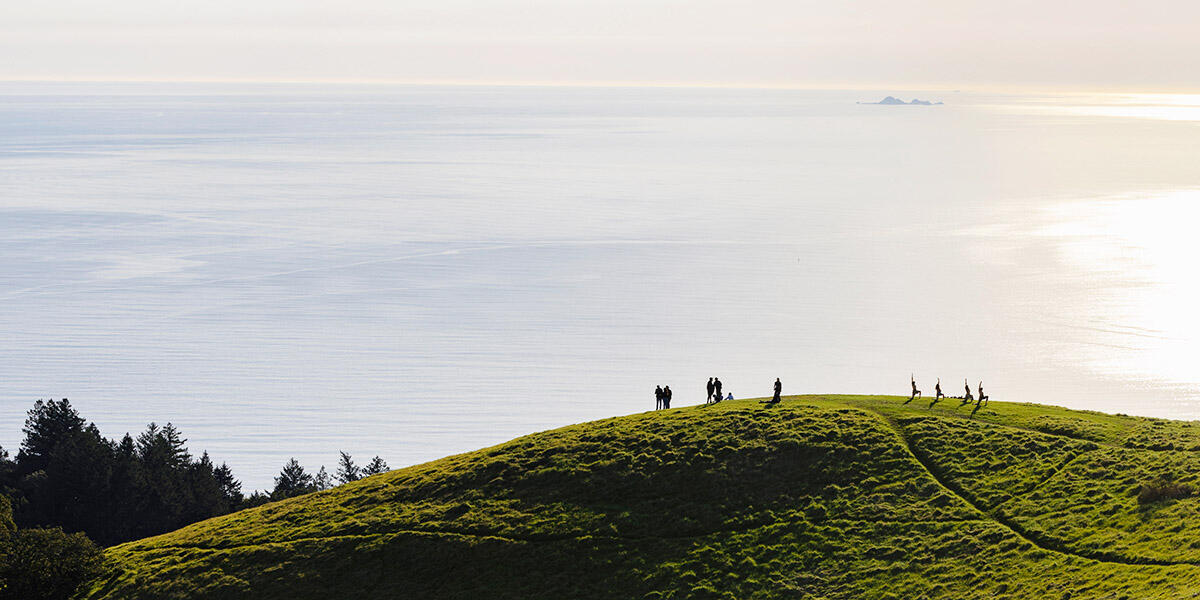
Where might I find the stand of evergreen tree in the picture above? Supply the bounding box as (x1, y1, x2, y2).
(0, 399, 243, 547)
(265, 452, 389, 501)
(0, 398, 393, 551)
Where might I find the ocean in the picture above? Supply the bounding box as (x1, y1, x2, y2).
(3, 82, 1200, 488)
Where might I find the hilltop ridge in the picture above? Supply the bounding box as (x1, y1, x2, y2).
(86, 396, 1200, 599)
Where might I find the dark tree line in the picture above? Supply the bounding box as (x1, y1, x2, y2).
(0, 398, 394, 552)
(0, 398, 396, 597)
(251, 451, 389, 505)
(0, 399, 243, 547)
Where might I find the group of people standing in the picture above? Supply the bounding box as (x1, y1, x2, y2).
(654, 385, 673, 410)
(653, 376, 784, 410)
(906, 375, 990, 414)
(706, 377, 726, 403)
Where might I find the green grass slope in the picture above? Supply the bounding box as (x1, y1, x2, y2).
(85, 396, 1200, 599)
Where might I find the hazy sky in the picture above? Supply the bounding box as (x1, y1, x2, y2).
(3, 0, 1198, 89)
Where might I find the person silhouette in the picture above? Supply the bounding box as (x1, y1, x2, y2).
(655, 385, 663, 410)
(935, 378, 944, 401)
(978, 381, 989, 406)
(663, 385, 673, 409)
(713, 378, 723, 402)
(769, 378, 782, 404)
(706, 377, 715, 404)
(905, 374, 922, 405)
(959, 379, 974, 406)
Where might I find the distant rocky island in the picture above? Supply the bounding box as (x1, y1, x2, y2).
(860, 96, 943, 105)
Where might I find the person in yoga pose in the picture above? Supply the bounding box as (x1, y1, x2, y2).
(978, 381, 989, 406)
(926, 376, 945, 409)
(905, 374, 921, 404)
(959, 379, 974, 406)
(971, 390, 986, 417)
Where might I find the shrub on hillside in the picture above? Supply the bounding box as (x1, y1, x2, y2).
(0, 495, 103, 600)
(1137, 477, 1193, 504)
(0, 527, 103, 600)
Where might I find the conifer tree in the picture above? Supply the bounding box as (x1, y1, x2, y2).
(18, 399, 86, 474)
(214, 462, 243, 507)
(363, 456, 389, 476)
(335, 451, 360, 484)
(313, 466, 332, 491)
(272, 458, 313, 499)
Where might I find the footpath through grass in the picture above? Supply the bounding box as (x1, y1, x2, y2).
(85, 395, 1200, 599)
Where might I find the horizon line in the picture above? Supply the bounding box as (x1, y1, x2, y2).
(1, 77, 1198, 96)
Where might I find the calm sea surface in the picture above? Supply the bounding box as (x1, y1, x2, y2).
(3, 83, 1200, 488)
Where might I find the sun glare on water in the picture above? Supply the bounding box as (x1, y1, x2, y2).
(1013, 93, 1200, 122)
(1039, 190, 1200, 386)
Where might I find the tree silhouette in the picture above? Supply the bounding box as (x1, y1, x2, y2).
(313, 466, 332, 491)
(214, 462, 242, 507)
(335, 451, 360, 484)
(272, 458, 314, 499)
(363, 456, 389, 476)
(18, 399, 86, 474)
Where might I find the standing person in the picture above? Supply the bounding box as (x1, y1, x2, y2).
(771, 378, 782, 404)
(706, 377, 715, 404)
(713, 378, 723, 402)
(663, 385, 672, 409)
(935, 378, 944, 401)
(978, 381, 989, 406)
(655, 385, 663, 411)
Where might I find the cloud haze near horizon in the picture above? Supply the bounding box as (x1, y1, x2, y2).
(2, 1, 1199, 89)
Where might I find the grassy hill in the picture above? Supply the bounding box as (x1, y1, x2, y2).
(83, 396, 1200, 599)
